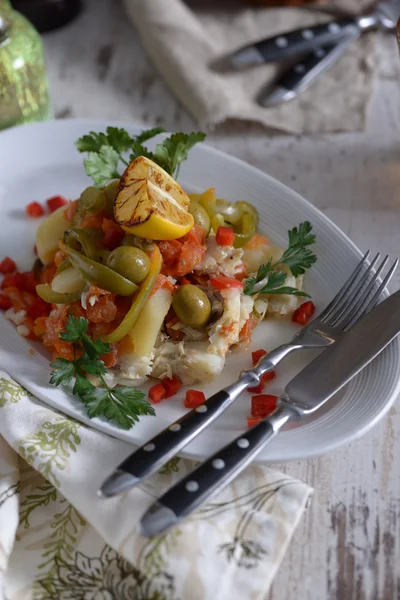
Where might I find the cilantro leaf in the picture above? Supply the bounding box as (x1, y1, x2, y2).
(84, 146, 120, 188)
(49, 358, 75, 386)
(60, 315, 88, 343)
(49, 315, 155, 429)
(154, 132, 206, 178)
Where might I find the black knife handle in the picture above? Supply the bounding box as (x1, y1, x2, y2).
(250, 17, 359, 63)
(259, 35, 359, 107)
(144, 403, 297, 523)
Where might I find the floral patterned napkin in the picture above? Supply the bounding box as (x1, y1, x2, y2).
(0, 371, 312, 600)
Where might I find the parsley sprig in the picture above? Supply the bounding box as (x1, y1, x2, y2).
(244, 221, 317, 297)
(76, 126, 206, 187)
(50, 315, 155, 429)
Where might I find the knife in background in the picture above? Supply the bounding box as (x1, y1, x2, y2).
(259, 35, 357, 107)
(139, 288, 400, 537)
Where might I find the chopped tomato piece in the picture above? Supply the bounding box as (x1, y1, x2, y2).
(43, 305, 68, 348)
(209, 276, 243, 291)
(80, 212, 105, 230)
(216, 226, 234, 246)
(234, 263, 247, 281)
(248, 371, 276, 394)
(163, 376, 182, 398)
(251, 394, 278, 418)
(102, 227, 125, 250)
(252, 349, 267, 366)
(68, 301, 87, 319)
(0, 257, 17, 274)
(53, 340, 75, 361)
(21, 271, 37, 293)
(247, 416, 262, 428)
(0, 294, 12, 310)
(47, 195, 68, 213)
(160, 225, 206, 278)
(292, 301, 315, 326)
(1, 272, 24, 290)
(184, 389, 206, 409)
(100, 346, 118, 368)
(28, 296, 50, 320)
(26, 201, 44, 218)
(65, 199, 78, 221)
(150, 274, 176, 298)
(38, 264, 57, 285)
(158, 239, 182, 266)
(180, 277, 191, 285)
(149, 383, 167, 404)
(86, 286, 117, 323)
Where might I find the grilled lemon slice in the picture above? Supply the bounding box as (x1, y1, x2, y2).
(113, 156, 194, 240)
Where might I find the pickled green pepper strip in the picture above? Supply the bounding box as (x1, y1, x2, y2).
(36, 283, 82, 304)
(64, 228, 99, 260)
(60, 242, 138, 296)
(103, 246, 162, 344)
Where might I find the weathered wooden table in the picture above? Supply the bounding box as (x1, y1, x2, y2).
(42, 1, 400, 598)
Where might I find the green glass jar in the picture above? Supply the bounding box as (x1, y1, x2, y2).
(0, 0, 51, 130)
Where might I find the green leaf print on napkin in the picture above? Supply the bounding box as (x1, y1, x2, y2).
(19, 417, 81, 487)
(0, 377, 28, 405)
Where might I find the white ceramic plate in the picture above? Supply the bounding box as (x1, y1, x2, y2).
(1, 119, 399, 463)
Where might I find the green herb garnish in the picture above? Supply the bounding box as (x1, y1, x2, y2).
(76, 126, 206, 187)
(50, 315, 154, 429)
(244, 221, 316, 297)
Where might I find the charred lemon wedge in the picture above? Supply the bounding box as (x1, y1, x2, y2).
(113, 156, 194, 240)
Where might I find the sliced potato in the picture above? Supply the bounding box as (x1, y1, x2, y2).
(51, 266, 85, 294)
(129, 287, 173, 357)
(36, 205, 71, 265)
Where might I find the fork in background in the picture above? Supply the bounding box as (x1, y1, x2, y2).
(100, 253, 398, 498)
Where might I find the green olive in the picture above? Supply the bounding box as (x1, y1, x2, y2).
(188, 202, 211, 235)
(79, 186, 107, 216)
(104, 179, 120, 217)
(172, 284, 211, 329)
(107, 246, 150, 284)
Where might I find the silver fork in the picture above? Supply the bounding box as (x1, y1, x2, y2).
(100, 252, 397, 498)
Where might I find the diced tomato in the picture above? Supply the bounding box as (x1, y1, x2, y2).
(53, 340, 75, 361)
(251, 394, 278, 418)
(158, 239, 182, 266)
(149, 383, 167, 404)
(248, 371, 276, 393)
(86, 286, 117, 323)
(27, 296, 50, 320)
(1, 272, 24, 291)
(65, 199, 78, 222)
(244, 234, 268, 249)
(102, 227, 125, 250)
(0, 294, 12, 310)
(209, 276, 243, 291)
(33, 316, 47, 338)
(38, 264, 57, 285)
(216, 226, 234, 246)
(1, 286, 24, 310)
(0, 257, 17, 274)
(247, 416, 262, 428)
(292, 301, 316, 326)
(21, 271, 38, 293)
(180, 277, 191, 286)
(47, 195, 68, 213)
(184, 389, 206, 409)
(100, 346, 118, 369)
(162, 376, 182, 398)
(234, 263, 247, 281)
(42, 305, 68, 348)
(26, 201, 44, 218)
(252, 349, 267, 366)
(150, 274, 176, 298)
(68, 301, 87, 319)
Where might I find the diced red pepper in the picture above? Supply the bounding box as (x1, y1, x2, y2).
(185, 389, 206, 409)
(251, 348, 267, 366)
(162, 376, 182, 398)
(209, 276, 243, 291)
(248, 371, 276, 394)
(1, 272, 24, 290)
(46, 195, 68, 213)
(0, 294, 12, 310)
(149, 383, 167, 404)
(21, 271, 37, 293)
(27, 296, 50, 320)
(0, 257, 17, 275)
(26, 201, 44, 218)
(292, 301, 316, 326)
(102, 227, 125, 250)
(251, 394, 278, 418)
(247, 416, 262, 428)
(180, 277, 191, 286)
(216, 226, 234, 246)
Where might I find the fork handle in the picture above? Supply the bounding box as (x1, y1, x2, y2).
(139, 402, 299, 536)
(99, 344, 295, 497)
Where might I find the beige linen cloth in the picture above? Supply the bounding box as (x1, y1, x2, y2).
(0, 372, 312, 600)
(123, 0, 376, 134)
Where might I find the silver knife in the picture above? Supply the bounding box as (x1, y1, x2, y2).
(139, 288, 400, 537)
(259, 37, 357, 107)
